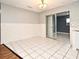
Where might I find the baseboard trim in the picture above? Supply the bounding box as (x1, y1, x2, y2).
(57, 32, 70, 34)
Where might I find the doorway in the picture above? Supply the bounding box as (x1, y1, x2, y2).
(46, 11, 70, 40)
(56, 12, 70, 39)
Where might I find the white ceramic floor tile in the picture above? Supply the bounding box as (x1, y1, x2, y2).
(42, 53, 50, 59)
(23, 55, 33, 59)
(36, 49, 44, 54)
(47, 48, 59, 55)
(53, 53, 63, 59)
(17, 51, 28, 57)
(5, 43, 15, 51)
(30, 52, 39, 58)
(64, 48, 77, 59)
(50, 56, 57, 59)
(35, 56, 45, 59)
(27, 49, 34, 53)
(5, 34, 78, 59)
(77, 54, 79, 59)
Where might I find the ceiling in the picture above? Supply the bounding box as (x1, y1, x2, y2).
(1, 0, 78, 12)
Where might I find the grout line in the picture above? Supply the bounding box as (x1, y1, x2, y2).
(18, 43, 45, 59)
(28, 42, 61, 59)
(9, 42, 34, 59)
(34, 54, 46, 59)
(31, 40, 64, 55)
(34, 42, 66, 59)
(10, 43, 29, 58)
(48, 43, 69, 59)
(76, 49, 79, 59)
(62, 45, 71, 59)
(17, 42, 46, 59)
(27, 46, 46, 59)
(16, 42, 34, 59)
(9, 43, 18, 53)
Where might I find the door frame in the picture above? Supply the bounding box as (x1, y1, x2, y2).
(46, 11, 70, 40)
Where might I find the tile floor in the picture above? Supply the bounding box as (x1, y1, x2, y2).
(5, 34, 79, 59)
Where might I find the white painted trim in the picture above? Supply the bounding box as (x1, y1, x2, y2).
(0, 10, 1, 14)
(57, 32, 70, 34)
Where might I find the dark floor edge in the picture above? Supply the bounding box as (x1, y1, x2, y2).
(62, 45, 72, 59)
(2, 44, 23, 59)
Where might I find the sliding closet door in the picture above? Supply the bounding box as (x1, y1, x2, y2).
(46, 15, 53, 38)
(46, 15, 57, 39)
(46, 15, 56, 39)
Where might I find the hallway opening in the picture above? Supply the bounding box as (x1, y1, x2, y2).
(46, 11, 70, 41)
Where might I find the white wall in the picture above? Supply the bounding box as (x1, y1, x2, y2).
(1, 1, 79, 49)
(1, 4, 40, 44)
(40, 1, 79, 49)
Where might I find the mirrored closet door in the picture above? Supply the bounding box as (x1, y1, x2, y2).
(46, 14, 57, 39)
